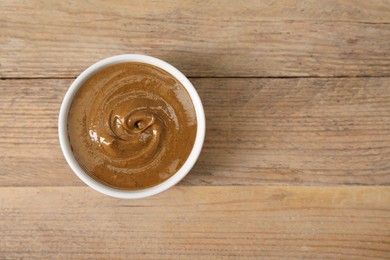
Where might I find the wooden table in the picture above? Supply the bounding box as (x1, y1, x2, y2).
(1, 1, 389, 259)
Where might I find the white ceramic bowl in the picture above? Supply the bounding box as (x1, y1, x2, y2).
(58, 54, 205, 199)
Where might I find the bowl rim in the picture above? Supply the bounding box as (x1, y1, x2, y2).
(58, 54, 205, 199)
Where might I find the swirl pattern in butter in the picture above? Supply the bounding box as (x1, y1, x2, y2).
(68, 63, 197, 189)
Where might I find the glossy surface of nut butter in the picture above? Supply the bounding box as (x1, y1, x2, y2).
(68, 63, 197, 189)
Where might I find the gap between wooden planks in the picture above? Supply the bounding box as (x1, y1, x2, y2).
(0, 77, 389, 187)
(1, 0, 389, 78)
(0, 186, 389, 259)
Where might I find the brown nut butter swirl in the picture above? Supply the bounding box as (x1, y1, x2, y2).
(68, 63, 197, 189)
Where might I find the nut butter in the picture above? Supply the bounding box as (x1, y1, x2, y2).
(68, 62, 197, 189)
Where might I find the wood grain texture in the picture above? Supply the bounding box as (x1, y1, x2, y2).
(1, 0, 390, 78)
(1, 1, 390, 259)
(1, 77, 389, 187)
(1, 186, 389, 259)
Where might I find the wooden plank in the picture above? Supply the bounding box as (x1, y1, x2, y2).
(1, 0, 389, 78)
(0, 186, 389, 259)
(1, 78, 389, 187)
